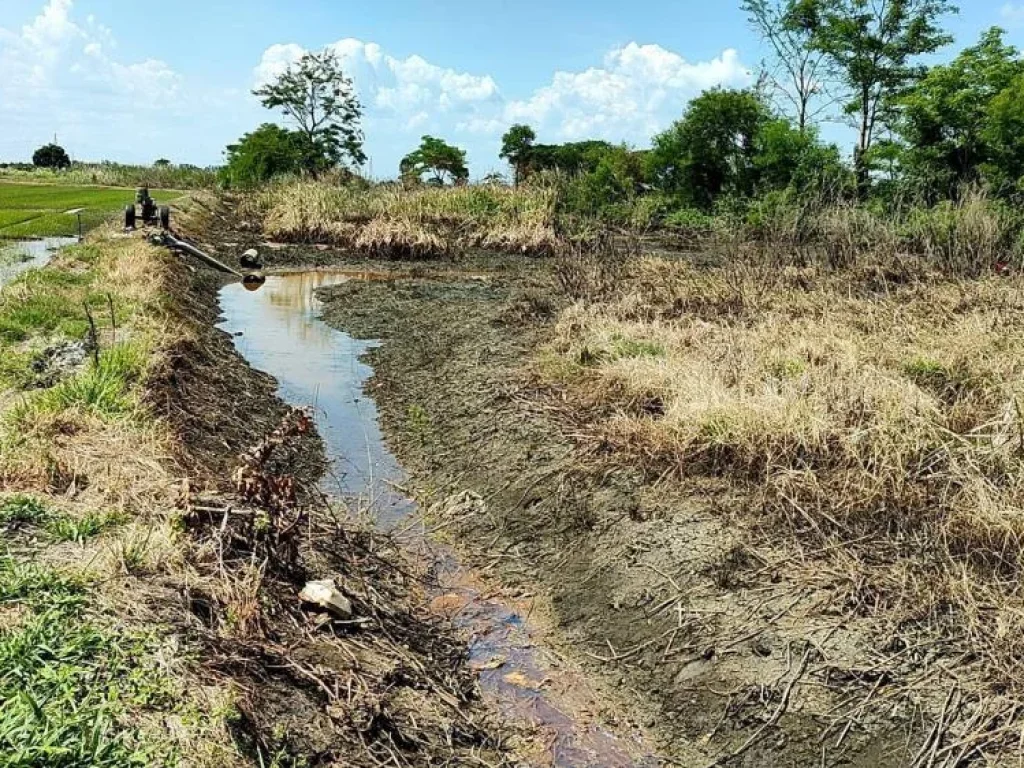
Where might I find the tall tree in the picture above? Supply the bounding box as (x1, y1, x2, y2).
(800, 0, 957, 194)
(32, 143, 70, 170)
(742, 0, 834, 130)
(898, 27, 1023, 198)
(648, 89, 771, 209)
(400, 136, 469, 186)
(253, 49, 366, 176)
(499, 124, 536, 185)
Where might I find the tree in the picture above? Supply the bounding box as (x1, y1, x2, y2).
(154, 158, 172, 167)
(221, 124, 305, 188)
(897, 27, 1023, 198)
(499, 124, 536, 185)
(253, 49, 366, 176)
(981, 73, 1024, 196)
(399, 136, 469, 185)
(754, 119, 846, 192)
(32, 143, 70, 170)
(648, 89, 771, 208)
(800, 0, 957, 194)
(742, 0, 835, 131)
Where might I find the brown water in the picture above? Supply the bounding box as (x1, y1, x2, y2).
(218, 269, 660, 767)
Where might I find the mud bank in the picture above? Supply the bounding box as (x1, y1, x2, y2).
(149, 245, 513, 766)
(317, 260, 937, 767)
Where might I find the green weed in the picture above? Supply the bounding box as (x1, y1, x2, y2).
(0, 557, 174, 767)
(0, 496, 49, 527)
(46, 511, 123, 544)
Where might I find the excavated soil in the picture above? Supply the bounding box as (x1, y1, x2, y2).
(148, 245, 513, 767)
(316, 258, 944, 768)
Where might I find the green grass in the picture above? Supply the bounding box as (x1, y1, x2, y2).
(0, 183, 183, 240)
(1, 495, 123, 543)
(0, 496, 49, 526)
(0, 556, 174, 767)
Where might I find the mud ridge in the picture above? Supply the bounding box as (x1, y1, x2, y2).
(317, 259, 940, 767)
(147, 234, 513, 766)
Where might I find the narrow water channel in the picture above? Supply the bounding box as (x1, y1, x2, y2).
(218, 269, 659, 768)
(0, 237, 79, 287)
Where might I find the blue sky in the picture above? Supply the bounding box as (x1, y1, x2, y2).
(1, 0, 1021, 178)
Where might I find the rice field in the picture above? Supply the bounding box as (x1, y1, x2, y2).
(0, 182, 184, 239)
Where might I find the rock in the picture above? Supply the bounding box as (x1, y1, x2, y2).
(299, 579, 353, 618)
(30, 341, 88, 387)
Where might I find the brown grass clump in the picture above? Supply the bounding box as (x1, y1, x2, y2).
(544, 243, 1024, 692)
(241, 180, 560, 257)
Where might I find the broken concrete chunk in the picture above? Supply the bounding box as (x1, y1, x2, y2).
(299, 579, 353, 618)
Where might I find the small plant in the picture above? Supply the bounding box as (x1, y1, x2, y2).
(407, 404, 432, 448)
(0, 495, 49, 526)
(767, 357, 808, 380)
(46, 510, 122, 543)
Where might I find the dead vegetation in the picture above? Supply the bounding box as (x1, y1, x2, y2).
(539, 232, 1024, 759)
(237, 180, 560, 258)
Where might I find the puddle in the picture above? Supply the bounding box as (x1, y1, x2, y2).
(0, 237, 79, 287)
(218, 268, 659, 767)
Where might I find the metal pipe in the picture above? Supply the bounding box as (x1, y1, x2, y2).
(153, 232, 244, 277)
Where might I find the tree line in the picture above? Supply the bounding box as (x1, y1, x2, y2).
(222, 1, 1024, 216)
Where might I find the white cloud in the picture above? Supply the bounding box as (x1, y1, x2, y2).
(499, 44, 751, 142)
(1002, 3, 1024, 26)
(254, 38, 501, 130)
(254, 38, 751, 175)
(0, 0, 252, 164)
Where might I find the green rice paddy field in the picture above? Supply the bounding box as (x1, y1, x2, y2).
(0, 182, 183, 239)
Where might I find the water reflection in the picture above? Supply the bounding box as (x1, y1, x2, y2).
(0, 237, 79, 287)
(218, 270, 412, 521)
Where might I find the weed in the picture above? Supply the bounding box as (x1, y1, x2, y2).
(0, 557, 173, 767)
(407, 404, 432, 448)
(0, 496, 48, 527)
(46, 510, 122, 544)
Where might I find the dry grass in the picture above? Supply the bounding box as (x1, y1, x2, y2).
(544, 243, 1024, 693)
(240, 180, 560, 257)
(0, 227, 248, 765)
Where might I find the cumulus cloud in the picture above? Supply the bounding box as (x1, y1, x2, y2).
(498, 44, 751, 142)
(254, 38, 751, 174)
(254, 38, 502, 134)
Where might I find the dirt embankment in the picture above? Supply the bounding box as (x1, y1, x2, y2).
(155, 221, 514, 766)
(316, 259, 948, 767)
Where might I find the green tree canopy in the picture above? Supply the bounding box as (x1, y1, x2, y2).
(400, 136, 469, 185)
(499, 124, 536, 185)
(32, 143, 71, 170)
(800, 0, 957, 193)
(253, 49, 366, 176)
(648, 89, 771, 208)
(221, 124, 305, 188)
(981, 73, 1024, 197)
(897, 27, 1023, 198)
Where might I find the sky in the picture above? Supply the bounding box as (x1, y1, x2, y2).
(0, 0, 1021, 178)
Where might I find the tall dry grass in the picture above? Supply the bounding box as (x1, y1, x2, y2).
(0, 162, 217, 190)
(239, 180, 560, 257)
(544, 242, 1024, 689)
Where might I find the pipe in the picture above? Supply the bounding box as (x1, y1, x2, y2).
(152, 232, 244, 278)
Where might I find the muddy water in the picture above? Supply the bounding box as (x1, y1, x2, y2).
(218, 269, 659, 768)
(0, 237, 79, 287)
